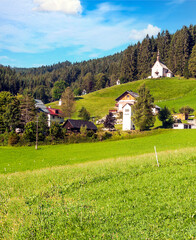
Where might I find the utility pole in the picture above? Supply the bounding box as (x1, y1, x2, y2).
(35, 115, 39, 150)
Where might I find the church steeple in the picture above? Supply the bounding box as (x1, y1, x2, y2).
(157, 49, 160, 62)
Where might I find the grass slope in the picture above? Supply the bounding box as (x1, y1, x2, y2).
(48, 77, 196, 118)
(0, 147, 195, 239)
(1, 129, 196, 174)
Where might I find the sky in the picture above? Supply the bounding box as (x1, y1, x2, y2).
(0, 0, 195, 68)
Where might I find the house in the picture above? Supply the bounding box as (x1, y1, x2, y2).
(116, 79, 121, 85)
(151, 50, 174, 78)
(152, 105, 161, 115)
(115, 90, 139, 112)
(59, 99, 62, 106)
(172, 113, 186, 121)
(63, 119, 97, 133)
(122, 103, 134, 131)
(173, 123, 193, 129)
(35, 99, 64, 127)
(47, 107, 64, 127)
(82, 89, 87, 95)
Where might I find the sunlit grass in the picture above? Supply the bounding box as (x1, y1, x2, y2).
(0, 147, 195, 239)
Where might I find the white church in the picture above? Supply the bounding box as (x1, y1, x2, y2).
(151, 50, 174, 78)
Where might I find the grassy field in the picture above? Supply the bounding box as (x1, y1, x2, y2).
(1, 130, 196, 174)
(0, 146, 195, 239)
(48, 77, 196, 118)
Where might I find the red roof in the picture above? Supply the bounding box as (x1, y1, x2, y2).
(47, 107, 63, 116)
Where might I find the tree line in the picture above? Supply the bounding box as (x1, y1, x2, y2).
(0, 25, 196, 103)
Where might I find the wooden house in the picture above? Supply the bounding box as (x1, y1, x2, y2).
(115, 90, 139, 112)
(63, 119, 97, 133)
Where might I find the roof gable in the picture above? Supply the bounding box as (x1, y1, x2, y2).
(115, 90, 139, 101)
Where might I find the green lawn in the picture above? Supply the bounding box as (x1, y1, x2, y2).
(0, 146, 195, 239)
(47, 77, 196, 118)
(1, 129, 196, 174)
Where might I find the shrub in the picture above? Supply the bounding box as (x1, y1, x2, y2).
(8, 132, 20, 146)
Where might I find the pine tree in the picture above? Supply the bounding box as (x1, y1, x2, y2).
(120, 46, 137, 82)
(188, 44, 196, 77)
(78, 107, 90, 121)
(104, 112, 115, 129)
(132, 84, 155, 131)
(158, 106, 174, 128)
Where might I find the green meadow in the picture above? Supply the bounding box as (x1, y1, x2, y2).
(1, 77, 196, 239)
(48, 77, 196, 118)
(0, 143, 195, 239)
(1, 129, 196, 174)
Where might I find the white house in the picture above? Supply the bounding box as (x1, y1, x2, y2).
(116, 79, 121, 85)
(35, 99, 64, 127)
(173, 123, 193, 129)
(122, 103, 134, 131)
(47, 107, 64, 127)
(58, 99, 62, 106)
(151, 50, 174, 78)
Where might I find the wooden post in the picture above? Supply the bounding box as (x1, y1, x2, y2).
(35, 115, 38, 150)
(154, 146, 159, 167)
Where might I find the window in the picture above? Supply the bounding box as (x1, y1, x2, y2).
(125, 109, 129, 112)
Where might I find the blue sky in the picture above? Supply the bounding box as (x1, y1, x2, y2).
(0, 0, 195, 68)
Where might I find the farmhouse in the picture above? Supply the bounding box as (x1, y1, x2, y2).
(114, 90, 160, 115)
(35, 99, 64, 127)
(47, 107, 64, 127)
(115, 90, 138, 112)
(151, 50, 174, 78)
(63, 119, 97, 133)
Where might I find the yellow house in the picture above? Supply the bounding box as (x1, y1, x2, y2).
(115, 90, 138, 112)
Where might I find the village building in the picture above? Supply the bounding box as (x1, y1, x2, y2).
(110, 90, 161, 131)
(58, 98, 62, 106)
(82, 89, 87, 95)
(35, 99, 64, 127)
(116, 79, 121, 85)
(122, 103, 134, 131)
(47, 107, 64, 127)
(63, 119, 97, 133)
(151, 50, 174, 78)
(173, 123, 194, 129)
(115, 90, 138, 112)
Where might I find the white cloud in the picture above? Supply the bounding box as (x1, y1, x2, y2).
(0, 1, 161, 64)
(33, 0, 82, 14)
(129, 24, 161, 41)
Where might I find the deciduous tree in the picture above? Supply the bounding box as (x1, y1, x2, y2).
(158, 106, 174, 128)
(61, 87, 75, 118)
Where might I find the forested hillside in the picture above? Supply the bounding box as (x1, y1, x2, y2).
(0, 25, 196, 103)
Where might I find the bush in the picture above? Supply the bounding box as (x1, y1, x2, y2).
(8, 132, 20, 146)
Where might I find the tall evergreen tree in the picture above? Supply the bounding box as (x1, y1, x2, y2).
(137, 35, 152, 78)
(188, 44, 196, 77)
(120, 46, 138, 82)
(132, 84, 155, 131)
